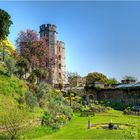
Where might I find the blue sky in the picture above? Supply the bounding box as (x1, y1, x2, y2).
(1, 1, 140, 81)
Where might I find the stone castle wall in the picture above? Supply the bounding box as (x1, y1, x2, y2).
(84, 87, 140, 105)
(39, 24, 65, 85)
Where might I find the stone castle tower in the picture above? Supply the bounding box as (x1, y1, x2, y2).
(39, 24, 65, 86)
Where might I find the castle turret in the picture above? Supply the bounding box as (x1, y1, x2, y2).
(39, 24, 65, 86)
(57, 41, 65, 84)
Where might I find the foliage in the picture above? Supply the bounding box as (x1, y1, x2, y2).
(106, 78, 118, 85)
(64, 91, 81, 111)
(70, 95, 82, 111)
(108, 122, 114, 129)
(0, 38, 15, 61)
(27, 72, 36, 84)
(4, 56, 17, 76)
(123, 107, 132, 115)
(0, 95, 28, 139)
(33, 68, 48, 83)
(89, 104, 109, 113)
(16, 29, 48, 70)
(36, 83, 49, 98)
(35, 82, 49, 108)
(123, 75, 137, 81)
(66, 72, 80, 88)
(0, 65, 27, 96)
(99, 100, 132, 111)
(36, 109, 140, 139)
(58, 83, 64, 91)
(86, 72, 108, 86)
(41, 87, 73, 128)
(16, 57, 29, 79)
(80, 103, 109, 114)
(25, 91, 38, 110)
(0, 9, 13, 40)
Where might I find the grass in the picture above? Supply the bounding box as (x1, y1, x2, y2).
(21, 109, 140, 139)
(0, 64, 27, 97)
(20, 126, 57, 139)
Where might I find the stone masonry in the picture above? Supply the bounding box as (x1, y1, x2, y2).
(40, 24, 65, 86)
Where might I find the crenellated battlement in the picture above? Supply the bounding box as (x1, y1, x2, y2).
(40, 24, 56, 32)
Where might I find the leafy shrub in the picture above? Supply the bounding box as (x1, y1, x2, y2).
(123, 107, 133, 115)
(99, 100, 132, 111)
(27, 72, 36, 84)
(65, 94, 82, 112)
(108, 122, 114, 129)
(4, 56, 17, 76)
(88, 104, 108, 113)
(80, 103, 109, 117)
(25, 91, 38, 110)
(41, 87, 73, 128)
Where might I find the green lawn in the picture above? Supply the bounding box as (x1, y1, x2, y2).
(23, 109, 140, 139)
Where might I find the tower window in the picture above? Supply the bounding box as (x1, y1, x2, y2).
(59, 64, 61, 69)
(58, 55, 61, 60)
(59, 47, 61, 52)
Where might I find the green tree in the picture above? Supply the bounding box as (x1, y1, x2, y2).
(0, 95, 28, 139)
(33, 68, 48, 84)
(16, 57, 29, 79)
(0, 9, 13, 61)
(123, 75, 137, 81)
(86, 72, 108, 86)
(67, 72, 79, 88)
(66, 72, 80, 106)
(106, 78, 118, 85)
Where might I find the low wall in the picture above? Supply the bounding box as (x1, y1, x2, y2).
(84, 87, 140, 105)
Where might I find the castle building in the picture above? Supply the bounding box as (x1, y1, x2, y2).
(39, 24, 66, 86)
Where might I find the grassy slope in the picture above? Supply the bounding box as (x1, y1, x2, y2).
(27, 109, 140, 139)
(0, 65, 27, 97)
(0, 74, 27, 96)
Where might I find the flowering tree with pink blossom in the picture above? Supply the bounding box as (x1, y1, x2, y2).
(16, 29, 49, 70)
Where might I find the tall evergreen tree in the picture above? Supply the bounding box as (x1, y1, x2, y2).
(0, 9, 13, 61)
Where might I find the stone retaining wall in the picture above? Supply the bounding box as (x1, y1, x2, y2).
(84, 87, 140, 105)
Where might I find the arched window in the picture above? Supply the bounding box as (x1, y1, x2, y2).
(58, 55, 61, 60)
(59, 64, 61, 69)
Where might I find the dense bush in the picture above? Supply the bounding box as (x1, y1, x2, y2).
(88, 104, 109, 113)
(123, 107, 132, 115)
(99, 100, 132, 111)
(64, 92, 82, 112)
(80, 103, 109, 117)
(25, 91, 38, 110)
(70, 96, 82, 112)
(4, 56, 17, 76)
(27, 72, 36, 84)
(41, 88, 73, 129)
